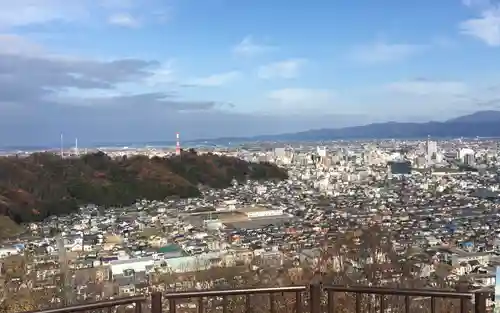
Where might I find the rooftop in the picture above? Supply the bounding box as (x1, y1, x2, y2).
(225, 216, 293, 230)
(237, 206, 272, 212)
(157, 244, 182, 254)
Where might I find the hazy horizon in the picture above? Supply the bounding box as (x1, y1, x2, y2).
(1, 112, 467, 149)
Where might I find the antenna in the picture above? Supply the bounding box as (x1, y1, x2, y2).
(175, 132, 181, 156)
(60, 133, 64, 159)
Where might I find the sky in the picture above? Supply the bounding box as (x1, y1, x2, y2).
(2, 0, 500, 146)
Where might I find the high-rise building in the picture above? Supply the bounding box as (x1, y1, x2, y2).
(274, 147, 286, 158)
(464, 154, 475, 166)
(316, 146, 327, 157)
(459, 148, 474, 160)
(425, 136, 437, 165)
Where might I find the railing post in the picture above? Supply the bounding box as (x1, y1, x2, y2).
(309, 283, 321, 313)
(455, 282, 468, 313)
(151, 292, 162, 313)
(474, 292, 487, 313)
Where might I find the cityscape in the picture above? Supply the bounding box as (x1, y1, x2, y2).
(0, 136, 500, 312)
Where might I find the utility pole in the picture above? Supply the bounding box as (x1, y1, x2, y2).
(57, 235, 72, 305)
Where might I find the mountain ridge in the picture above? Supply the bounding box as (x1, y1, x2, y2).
(199, 111, 500, 143)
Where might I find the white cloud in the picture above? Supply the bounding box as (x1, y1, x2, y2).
(384, 80, 468, 96)
(257, 59, 307, 79)
(0, 0, 88, 28)
(267, 88, 335, 110)
(0, 32, 223, 135)
(460, 5, 500, 46)
(431, 36, 456, 48)
(232, 36, 274, 57)
(351, 41, 426, 64)
(462, 0, 492, 9)
(0, 34, 44, 55)
(188, 71, 240, 87)
(372, 79, 500, 116)
(99, 0, 135, 9)
(144, 59, 176, 87)
(0, 0, 168, 29)
(108, 12, 140, 28)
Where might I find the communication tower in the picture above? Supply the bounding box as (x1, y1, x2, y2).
(60, 133, 64, 159)
(75, 138, 79, 156)
(175, 132, 181, 156)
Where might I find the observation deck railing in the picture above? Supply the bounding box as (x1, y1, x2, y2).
(24, 285, 492, 313)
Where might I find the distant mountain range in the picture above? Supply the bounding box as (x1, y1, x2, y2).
(198, 111, 500, 143)
(4, 111, 500, 150)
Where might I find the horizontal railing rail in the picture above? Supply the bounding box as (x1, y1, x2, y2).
(163, 286, 308, 298)
(157, 285, 308, 313)
(24, 295, 147, 313)
(323, 285, 489, 313)
(18, 284, 492, 313)
(324, 286, 474, 298)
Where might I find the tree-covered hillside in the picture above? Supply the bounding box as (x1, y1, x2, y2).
(0, 150, 287, 223)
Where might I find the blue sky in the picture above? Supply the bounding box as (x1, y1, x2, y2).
(1, 0, 500, 146)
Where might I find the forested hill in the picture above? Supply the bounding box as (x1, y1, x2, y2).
(0, 150, 287, 223)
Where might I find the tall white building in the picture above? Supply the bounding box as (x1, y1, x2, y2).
(274, 148, 286, 158)
(426, 137, 437, 165)
(458, 148, 474, 160)
(316, 146, 327, 157)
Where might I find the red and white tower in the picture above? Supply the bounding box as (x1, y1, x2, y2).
(175, 132, 181, 156)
